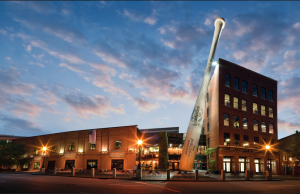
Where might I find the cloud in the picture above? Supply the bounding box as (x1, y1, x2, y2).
(278, 119, 300, 133)
(59, 63, 85, 74)
(123, 9, 144, 21)
(133, 97, 160, 112)
(144, 16, 157, 25)
(32, 53, 45, 61)
(28, 61, 45, 68)
(0, 28, 7, 35)
(5, 56, 13, 63)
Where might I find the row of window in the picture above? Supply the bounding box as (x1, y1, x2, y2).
(225, 74, 274, 101)
(223, 114, 274, 133)
(224, 94, 274, 117)
(223, 133, 274, 148)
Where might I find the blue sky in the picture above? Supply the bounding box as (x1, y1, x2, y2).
(0, 1, 300, 139)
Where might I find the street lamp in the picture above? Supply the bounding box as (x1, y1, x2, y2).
(137, 140, 143, 169)
(42, 147, 47, 168)
(266, 145, 270, 171)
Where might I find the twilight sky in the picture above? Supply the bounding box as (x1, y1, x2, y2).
(0, 1, 300, 139)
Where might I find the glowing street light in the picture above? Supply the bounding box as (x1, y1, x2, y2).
(42, 147, 47, 168)
(265, 144, 271, 171)
(137, 139, 143, 169)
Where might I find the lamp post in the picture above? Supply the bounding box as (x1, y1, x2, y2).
(266, 145, 270, 171)
(137, 140, 142, 169)
(42, 147, 46, 168)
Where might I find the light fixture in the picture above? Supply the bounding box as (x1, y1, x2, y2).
(266, 145, 270, 150)
(138, 140, 143, 145)
(226, 139, 230, 142)
(212, 60, 218, 66)
(42, 147, 47, 151)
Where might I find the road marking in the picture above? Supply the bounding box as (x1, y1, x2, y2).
(268, 185, 294, 187)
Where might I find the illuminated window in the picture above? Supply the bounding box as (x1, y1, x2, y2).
(234, 77, 239, 90)
(253, 103, 258, 114)
(253, 85, 258, 96)
(87, 160, 98, 169)
(90, 143, 96, 150)
(224, 114, 229, 126)
(261, 88, 266, 99)
(233, 116, 239, 128)
(69, 143, 75, 151)
(283, 152, 286, 161)
(234, 97, 239, 109)
(261, 105, 266, 116)
(254, 137, 259, 149)
(34, 148, 38, 155)
(23, 163, 29, 169)
(225, 74, 230, 87)
(261, 122, 266, 133)
(224, 133, 230, 146)
(51, 146, 56, 153)
(253, 120, 258, 131)
(269, 90, 273, 101)
(242, 100, 247, 111)
(243, 118, 248, 129)
(34, 162, 40, 169)
(115, 141, 121, 149)
(269, 124, 274, 134)
(242, 81, 247, 93)
(243, 135, 249, 148)
(234, 134, 240, 147)
(269, 107, 273, 118)
(225, 94, 230, 106)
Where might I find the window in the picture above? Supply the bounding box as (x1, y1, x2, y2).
(233, 97, 239, 109)
(51, 146, 56, 153)
(65, 160, 75, 169)
(207, 138, 210, 148)
(242, 100, 247, 111)
(207, 123, 210, 133)
(207, 92, 209, 102)
(207, 107, 209, 118)
(269, 107, 273, 118)
(115, 141, 121, 149)
(34, 162, 40, 169)
(225, 74, 230, 87)
(69, 143, 74, 151)
(261, 122, 266, 133)
(234, 134, 240, 147)
(253, 103, 258, 114)
(239, 158, 246, 172)
(90, 143, 96, 150)
(283, 152, 286, 161)
(224, 114, 229, 126)
(261, 87, 266, 99)
(269, 90, 273, 101)
(34, 148, 38, 155)
(261, 105, 266, 116)
(224, 133, 230, 146)
(269, 123, 274, 134)
(243, 118, 248, 129)
(23, 163, 29, 169)
(225, 94, 230, 106)
(242, 81, 247, 93)
(87, 160, 98, 170)
(255, 159, 260, 173)
(243, 135, 249, 148)
(234, 77, 239, 90)
(233, 116, 239, 128)
(253, 85, 258, 96)
(253, 120, 258, 131)
(254, 137, 259, 149)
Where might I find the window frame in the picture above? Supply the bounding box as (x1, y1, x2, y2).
(261, 122, 266, 133)
(253, 103, 258, 114)
(269, 90, 273, 101)
(234, 77, 239, 90)
(233, 116, 240, 128)
(224, 114, 229, 126)
(225, 74, 231, 87)
(69, 143, 75, 151)
(242, 100, 247, 111)
(233, 97, 239, 109)
(253, 85, 258, 96)
(224, 94, 230, 107)
(261, 105, 266, 116)
(224, 133, 230, 146)
(90, 143, 96, 150)
(242, 81, 247, 93)
(269, 123, 274, 134)
(269, 107, 273, 118)
(253, 120, 258, 131)
(261, 87, 266, 99)
(243, 118, 248, 129)
(115, 141, 121, 149)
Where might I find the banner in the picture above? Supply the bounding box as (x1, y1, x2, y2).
(89, 129, 96, 143)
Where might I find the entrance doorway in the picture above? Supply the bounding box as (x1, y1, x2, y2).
(47, 161, 56, 169)
(87, 160, 98, 170)
(223, 157, 231, 172)
(254, 159, 260, 173)
(111, 160, 123, 170)
(65, 160, 75, 169)
(239, 158, 245, 172)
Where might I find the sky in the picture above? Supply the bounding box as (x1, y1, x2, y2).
(0, 1, 300, 139)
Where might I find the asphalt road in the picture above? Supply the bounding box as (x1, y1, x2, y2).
(0, 173, 300, 193)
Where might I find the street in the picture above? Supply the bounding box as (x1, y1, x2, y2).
(0, 173, 300, 193)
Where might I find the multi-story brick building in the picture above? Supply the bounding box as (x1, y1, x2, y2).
(204, 58, 278, 174)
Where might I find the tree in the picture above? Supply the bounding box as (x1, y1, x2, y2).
(0, 140, 27, 169)
(158, 131, 169, 169)
(290, 133, 300, 162)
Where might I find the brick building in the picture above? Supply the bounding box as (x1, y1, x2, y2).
(204, 58, 278, 174)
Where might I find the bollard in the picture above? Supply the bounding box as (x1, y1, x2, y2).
(71, 168, 75, 176)
(136, 168, 142, 179)
(167, 169, 170, 180)
(195, 169, 198, 180)
(40, 168, 45, 175)
(221, 170, 225, 181)
(245, 170, 250, 180)
(112, 168, 116, 178)
(91, 168, 95, 177)
(53, 167, 57, 175)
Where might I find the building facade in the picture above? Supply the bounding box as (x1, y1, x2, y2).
(13, 125, 138, 171)
(204, 58, 278, 174)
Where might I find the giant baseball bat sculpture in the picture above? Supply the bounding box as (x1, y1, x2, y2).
(179, 17, 225, 171)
